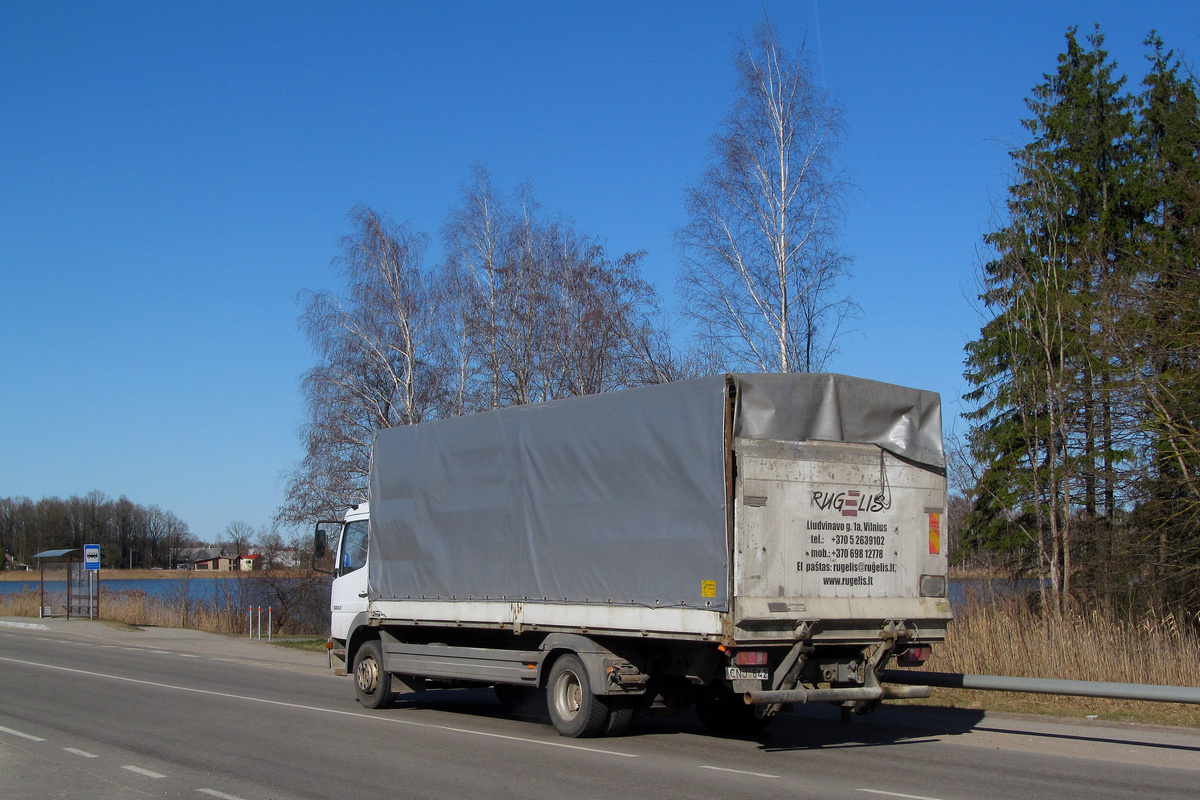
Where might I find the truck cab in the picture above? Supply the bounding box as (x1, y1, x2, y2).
(318, 503, 370, 675)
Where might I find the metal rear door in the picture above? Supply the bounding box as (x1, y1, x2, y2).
(732, 438, 949, 638)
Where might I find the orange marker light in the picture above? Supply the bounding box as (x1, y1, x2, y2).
(928, 513, 941, 555)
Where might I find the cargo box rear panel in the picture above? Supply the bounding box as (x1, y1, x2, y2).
(732, 438, 952, 644)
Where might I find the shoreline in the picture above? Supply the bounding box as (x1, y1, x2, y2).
(0, 569, 301, 581)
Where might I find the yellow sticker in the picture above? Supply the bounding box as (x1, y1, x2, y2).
(701, 580, 717, 598)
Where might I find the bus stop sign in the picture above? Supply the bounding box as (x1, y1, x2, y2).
(84, 544, 100, 571)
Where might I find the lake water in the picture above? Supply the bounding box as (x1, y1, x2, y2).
(2, 576, 1024, 607)
(0, 576, 254, 600)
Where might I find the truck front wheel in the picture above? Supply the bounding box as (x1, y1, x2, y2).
(353, 640, 393, 709)
(547, 654, 610, 738)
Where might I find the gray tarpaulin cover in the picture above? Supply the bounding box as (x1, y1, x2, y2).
(368, 373, 942, 610)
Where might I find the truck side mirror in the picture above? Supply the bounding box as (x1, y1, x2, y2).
(313, 528, 327, 560)
(312, 522, 340, 574)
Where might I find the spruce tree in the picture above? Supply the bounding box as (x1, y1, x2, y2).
(964, 27, 1137, 612)
(1131, 36, 1200, 610)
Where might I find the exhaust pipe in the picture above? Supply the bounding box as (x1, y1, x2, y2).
(745, 683, 931, 705)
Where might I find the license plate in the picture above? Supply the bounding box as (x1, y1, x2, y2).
(725, 666, 770, 681)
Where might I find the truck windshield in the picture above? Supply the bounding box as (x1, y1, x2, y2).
(340, 520, 368, 574)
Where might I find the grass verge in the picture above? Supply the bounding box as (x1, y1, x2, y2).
(269, 637, 329, 653)
(0, 582, 326, 637)
(892, 591, 1200, 727)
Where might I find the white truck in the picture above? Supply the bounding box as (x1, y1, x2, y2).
(316, 373, 951, 737)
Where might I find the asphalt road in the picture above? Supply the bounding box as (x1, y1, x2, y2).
(2, 617, 1198, 800)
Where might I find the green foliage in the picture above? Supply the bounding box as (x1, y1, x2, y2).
(1130, 35, 1200, 611)
(963, 26, 1200, 618)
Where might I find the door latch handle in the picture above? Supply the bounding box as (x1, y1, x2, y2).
(358, 592, 368, 598)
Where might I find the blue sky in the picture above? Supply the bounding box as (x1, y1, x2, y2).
(3, 1, 1197, 541)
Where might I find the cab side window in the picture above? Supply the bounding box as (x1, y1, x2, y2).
(340, 520, 368, 575)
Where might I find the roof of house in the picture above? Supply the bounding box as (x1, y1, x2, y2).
(190, 548, 235, 563)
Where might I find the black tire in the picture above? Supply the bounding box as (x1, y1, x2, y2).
(546, 654, 610, 738)
(353, 640, 393, 709)
(695, 689, 773, 735)
(604, 697, 637, 737)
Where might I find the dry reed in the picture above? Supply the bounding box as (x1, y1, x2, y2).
(0, 584, 320, 636)
(910, 590, 1200, 726)
(929, 590, 1200, 686)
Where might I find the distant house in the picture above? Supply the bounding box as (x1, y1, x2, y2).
(3, 553, 31, 571)
(261, 548, 306, 570)
(238, 554, 260, 571)
(191, 548, 238, 571)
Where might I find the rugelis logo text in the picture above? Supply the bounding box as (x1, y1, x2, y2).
(810, 490, 891, 517)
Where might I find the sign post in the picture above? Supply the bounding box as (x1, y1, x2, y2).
(84, 544, 100, 619)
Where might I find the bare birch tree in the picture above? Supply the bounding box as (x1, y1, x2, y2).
(442, 166, 669, 407)
(282, 206, 444, 523)
(677, 20, 854, 373)
(285, 170, 679, 524)
(441, 164, 508, 411)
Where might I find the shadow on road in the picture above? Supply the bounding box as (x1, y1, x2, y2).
(753, 705, 986, 752)
(383, 688, 995, 749)
(760, 705, 1200, 757)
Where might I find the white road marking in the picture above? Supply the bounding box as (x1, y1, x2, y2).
(700, 765, 779, 779)
(859, 790, 946, 800)
(63, 747, 99, 757)
(0, 655, 638, 759)
(122, 765, 167, 778)
(0, 725, 46, 741)
(178, 654, 200, 658)
(198, 789, 248, 800)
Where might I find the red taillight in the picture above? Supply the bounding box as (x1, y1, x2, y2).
(896, 645, 931, 667)
(733, 650, 768, 666)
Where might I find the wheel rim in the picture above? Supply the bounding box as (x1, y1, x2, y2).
(553, 669, 583, 722)
(356, 655, 379, 695)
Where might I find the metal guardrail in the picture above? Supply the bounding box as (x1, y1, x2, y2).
(882, 670, 1200, 705)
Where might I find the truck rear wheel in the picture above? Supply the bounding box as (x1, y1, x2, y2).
(604, 697, 636, 737)
(353, 640, 393, 709)
(547, 654, 610, 738)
